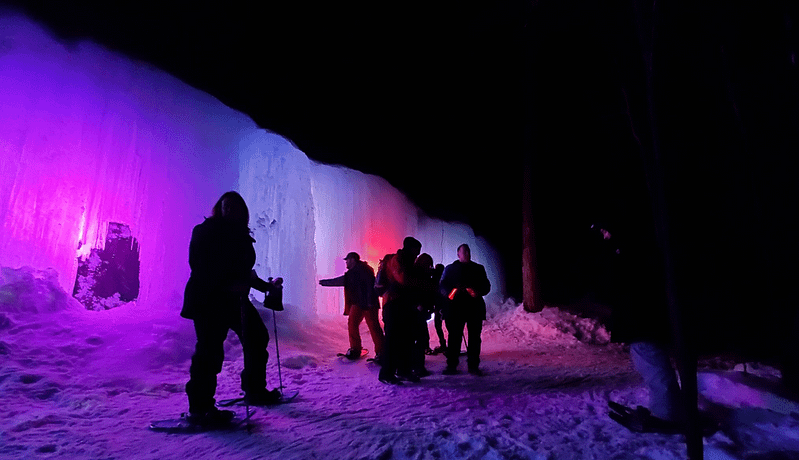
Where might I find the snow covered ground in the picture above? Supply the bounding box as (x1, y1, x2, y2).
(2, 267, 799, 459)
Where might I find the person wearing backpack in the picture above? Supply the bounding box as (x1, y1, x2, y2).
(319, 252, 384, 361)
(376, 237, 423, 384)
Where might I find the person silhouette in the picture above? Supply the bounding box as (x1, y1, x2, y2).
(439, 244, 490, 376)
(320, 251, 384, 360)
(181, 191, 284, 425)
(376, 236, 423, 384)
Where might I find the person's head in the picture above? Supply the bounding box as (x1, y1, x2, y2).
(457, 244, 471, 263)
(344, 252, 360, 270)
(415, 253, 433, 270)
(212, 191, 249, 227)
(402, 236, 422, 258)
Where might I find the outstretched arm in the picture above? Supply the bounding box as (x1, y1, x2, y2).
(319, 275, 345, 287)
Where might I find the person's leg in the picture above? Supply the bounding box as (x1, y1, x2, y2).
(445, 316, 465, 371)
(630, 341, 683, 422)
(347, 304, 365, 352)
(412, 310, 429, 373)
(419, 311, 431, 352)
(466, 315, 483, 372)
(186, 316, 229, 415)
(363, 307, 385, 357)
(434, 310, 447, 350)
(379, 302, 399, 381)
(232, 301, 270, 396)
(395, 308, 416, 377)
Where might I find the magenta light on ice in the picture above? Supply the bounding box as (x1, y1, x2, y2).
(0, 14, 502, 317)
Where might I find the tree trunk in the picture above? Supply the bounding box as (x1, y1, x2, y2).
(521, 153, 542, 313)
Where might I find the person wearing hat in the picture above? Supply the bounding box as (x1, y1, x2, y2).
(319, 252, 384, 360)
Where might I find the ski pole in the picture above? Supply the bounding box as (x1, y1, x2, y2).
(272, 308, 284, 392)
(239, 295, 252, 429)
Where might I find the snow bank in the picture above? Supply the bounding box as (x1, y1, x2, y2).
(0, 266, 83, 314)
(699, 368, 799, 458)
(484, 300, 612, 347)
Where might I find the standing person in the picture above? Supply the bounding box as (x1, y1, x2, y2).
(428, 263, 448, 355)
(319, 252, 384, 361)
(439, 244, 491, 376)
(593, 222, 684, 427)
(181, 191, 284, 426)
(413, 253, 437, 376)
(376, 236, 423, 384)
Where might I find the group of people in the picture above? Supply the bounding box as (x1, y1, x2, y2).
(180, 192, 491, 425)
(181, 191, 686, 432)
(321, 236, 491, 384)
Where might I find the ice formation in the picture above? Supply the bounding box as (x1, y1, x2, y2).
(0, 14, 503, 317)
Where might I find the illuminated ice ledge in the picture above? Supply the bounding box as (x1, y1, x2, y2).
(0, 13, 504, 316)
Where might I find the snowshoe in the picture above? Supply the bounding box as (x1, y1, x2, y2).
(337, 348, 368, 360)
(378, 374, 403, 385)
(608, 401, 682, 434)
(245, 388, 283, 405)
(396, 370, 421, 382)
(150, 407, 254, 433)
(217, 389, 299, 407)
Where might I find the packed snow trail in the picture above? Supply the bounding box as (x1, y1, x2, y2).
(2, 270, 799, 459)
(0, 293, 673, 460)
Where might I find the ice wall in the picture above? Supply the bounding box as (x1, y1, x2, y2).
(238, 135, 503, 317)
(237, 131, 318, 315)
(0, 14, 503, 317)
(309, 163, 502, 316)
(0, 14, 248, 310)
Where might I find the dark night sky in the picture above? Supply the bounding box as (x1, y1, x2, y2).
(3, 1, 526, 215)
(5, 1, 799, 347)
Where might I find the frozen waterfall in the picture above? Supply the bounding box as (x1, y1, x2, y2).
(0, 14, 504, 318)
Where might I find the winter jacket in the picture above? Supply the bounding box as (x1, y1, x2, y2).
(180, 217, 257, 321)
(439, 260, 491, 321)
(319, 261, 379, 315)
(417, 264, 445, 317)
